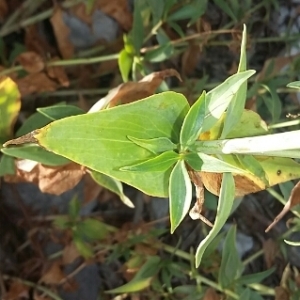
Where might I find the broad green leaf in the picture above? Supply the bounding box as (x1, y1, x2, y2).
(238, 268, 275, 285)
(37, 105, 84, 121)
(16, 112, 50, 137)
(185, 152, 245, 174)
(201, 70, 255, 133)
(106, 256, 161, 293)
(121, 151, 179, 172)
(195, 173, 235, 267)
(0, 154, 15, 176)
(91, 170, 134, 208)
(127, 136, 177, 154)
(169, 160, 192, 233)
(180, 91, 206, 148)
(221, 24, 248, 138)
(118, 49, 133, 82)
(34, 92, 189, 197)
(2, 144, 70, 166)
(287, 81, 300, 89)
(76, 219, 108, 241)
(218, 225, 244, 288)
(0, 77, 21, 144)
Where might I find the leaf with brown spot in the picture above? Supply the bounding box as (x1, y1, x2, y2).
(41, 261, 65, 285)
(16, 72, 58, 96)
(4, 161, 85, 195)
(266, 181, 300, 232)
(89, 69, 182, 111)
(50, 5, 74, 59)
(16, 51, 45, 74)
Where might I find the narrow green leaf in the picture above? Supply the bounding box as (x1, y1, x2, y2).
(218, 225, 244, 288)
(180, 91, 206, 148)
(146, 0, 164, 25)
(169, 160, 192, 233)
(131, 0, 145, 54)
(238, 268, 275, 285)
(127, 136, 177, 154)
(118, 49, 133, 82)
(185, 152, 245, 174)
(37, 105, 84, 121)
(106, 256, 161, 294)
(53, 216, 71, 230)
(121, 151, 179, 172)
(213, 0, 237, 21)
(261, 84, 282, 123)
(287, 81, 300, 89)
(195, 173, 235, 267)
(76, 219, 108, 241)
(34, 92, 189, 197)
(144, 43, 174, 62)
(2, 144, 70, 166)
(221, 24, 248, 138)
(69, 197, 80, 220)
(73, 236, 93, 258)
(202, 70, 255, 133)
(0, 77, 21, 143)
(91, 170, 134, 208)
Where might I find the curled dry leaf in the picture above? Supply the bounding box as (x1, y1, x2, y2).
(89, 69, 182, 111)
(4, 161, 85, 195)
(50, 5, 74, 59)
(265, 181, 300, 232)
(15, 51, 45, 74)
(40, 261, 65, 285)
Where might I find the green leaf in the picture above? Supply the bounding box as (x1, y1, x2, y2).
(73, 235, 94, 258)
(34, 92, 189, 197)
(121, 151, 179, 172)
(238, 267, 275, 285)
(118, 49, 133, 82)
(0, 77, 21, 144)
(127, 136, 177, 154)
(195, 173, 235, 267)
(0, 154, 15, 176)
(37, 105, 84, 121)
(202, 70, 255, 133)
(169, 160, 192, 233)
(16, 112, 50, 137)
(53, 216, 71, 230)
(218, 225, 244, 288)
(144, 43, 174, 62)
(69, 197, 80, 220)
(131, 0, 145, 54)
(180, 91, 206, 148)
(185, 152, 245, 174)
(261, 84, 282, 123)
(91, 170, 134, 207)
(213, 0, 237, 21)
(2, 144, 70, 166)
(106, 256, 161, 293)
(76, 219, 108, 241)
(146, 0, 164, 25)
(221, 24, 248, 138)
(287, 81, 300, 89)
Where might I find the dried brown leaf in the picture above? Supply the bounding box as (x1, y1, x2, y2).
(16, 51, 45, 74)
(50, 5, 74, 59)
(265, 181, 300, 232)
(275, 286, 289, 300)
(46, 59, 69, 87)
(16, 72, 58, 96)
(62, 242, 80, 265)
(203, 287, 221, 300)
(181, 42, 201, 76)
(83, 173, 103, 203)
(41, 261, 65, 284)
(0, 0, 8, 21)
(4, 281, 29, 300)
(4, 161, 85, 195)
(263, 238, 278, 269)
(89, 69, 182, 111)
